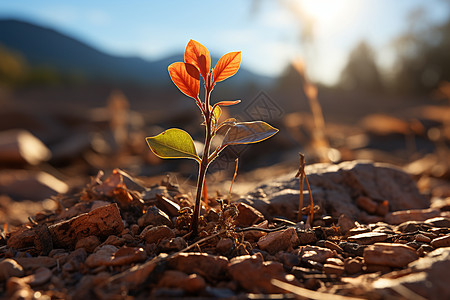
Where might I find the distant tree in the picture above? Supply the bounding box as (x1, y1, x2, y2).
(0, 44, 27, 86)
(338, 41, 384, 93)
(391, 9, 450, 94)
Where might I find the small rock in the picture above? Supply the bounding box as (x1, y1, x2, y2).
(0, 129, 51, 165)
(298, 245, 336, 263)
(14, 256, 56, 270)
(168, 252, 228, 280)
(130, 224, 140, 236)
(337, 214, 356, 234)
(138, 206, 172, 228)
(415, 234, 431, 243)
(325, 257, 344, 266)
(0, 169, 67, 201)
(297, 230, 317, 245)
(406, 241, 421, 249)
(364, 243, 419, 267)
(6, 226, 37, 250)
(158, 237, 187, 252)
(234, 202, 264, 227)
(228, 255, 297, 294)
(6, 277, 33, 299)
(425, 217, 450, 228)
(318, 240, 343, 253)
(276, 252, 301, 269)
(75, 236, 101, 253)
(49, 203, 124, 249)
(109, 246, 146, 266)
(339, 242, 366, 256)
(356, 196, 378, 214)
(21, 267, 52, 287)
(62, 248, 87, 272)
(140, 225, 175, 245)
(216, 238, 234, 255)
(385, 208, 440, 225)
(348, 232, 390, 245)
(155, 195, 180, 218)
(344, 257, 364, 274)
(396, 221, 426, 232)
(107, 256, 159, 289)
(86, 245, 146, 267)
(323, 263, 344, 275)
(243, 220, 268, 241)
(100, 235, 125, 247)
(85, 245, 118, 268)
(371, 247, 450, 300)
(158, 270, 206, 294)
(0, 259, 24, 281)
(242, 161, 428, 222)
(430, 235, 450, 248)
(257, 227, 299, 255)
(348, 226, 371, 235)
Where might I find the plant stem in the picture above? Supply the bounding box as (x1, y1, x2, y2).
(191, 84, 213, 237)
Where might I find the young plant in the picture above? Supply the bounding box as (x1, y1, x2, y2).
(146, 40, 278, 236)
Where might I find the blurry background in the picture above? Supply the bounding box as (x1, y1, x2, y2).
(0, 0, 449, 224)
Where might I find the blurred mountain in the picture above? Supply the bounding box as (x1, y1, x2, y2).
(0, 19, 273, 87)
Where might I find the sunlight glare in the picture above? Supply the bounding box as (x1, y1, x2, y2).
(299, 0, 361, 30)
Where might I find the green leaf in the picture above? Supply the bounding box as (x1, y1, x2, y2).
(221, 121, 278, 146)
(146, 128, 201, 163)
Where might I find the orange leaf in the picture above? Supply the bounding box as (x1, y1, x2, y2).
(213, 100, 241, 107)
(168, 62, 200, 100)
(184, 39, 211, 81)
(213, 51, 241, 84)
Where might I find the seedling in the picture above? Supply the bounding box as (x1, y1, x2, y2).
(146, 40, 278, 236)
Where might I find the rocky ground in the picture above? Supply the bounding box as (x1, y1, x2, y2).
(1, 160, 449, 299)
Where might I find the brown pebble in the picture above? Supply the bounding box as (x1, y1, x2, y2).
(130, 224, 140, 236)
(323, 263, 344, 275)
(257, 227, 299, 255)
(140, 225, 175, 245)
(363, 243, 418, 267)
(216, 238, 234, 254)
(344, 257, 364, 274)
(75, 236, 101, 253)
(299, 245, 336, 263)
(323, 240, 343, 253)
(325, 257, 344, 266)
(158, 270, 206, 294)
(168, 252, 228, 280)
(385, 208, 440, 225)
(431, 234, 450, 248)
(234, 202, 264, 227)
(337, 214, 356, 234)
(297, 230, 317, 245)
(348, 232, 389, 245)
(13, 256, 56, 270)
(0, 259, 24, 281)
(415, 233, 431, 243)
(425, 217, 450, 228)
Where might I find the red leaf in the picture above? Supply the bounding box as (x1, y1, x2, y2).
(168, 62, 200, 100)
(213, 51, 241, 84)
(184, 39, 211, 81)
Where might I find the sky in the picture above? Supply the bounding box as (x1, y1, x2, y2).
(0, 0, 448, 85)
